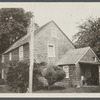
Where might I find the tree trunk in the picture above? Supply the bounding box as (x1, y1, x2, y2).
(48, 85, 51, 90)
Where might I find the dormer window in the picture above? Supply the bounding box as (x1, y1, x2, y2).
(51, 27, 57, 38)
(93, 57, 97, 62)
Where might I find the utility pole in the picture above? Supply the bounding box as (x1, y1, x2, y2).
(29, 16, 35, 93)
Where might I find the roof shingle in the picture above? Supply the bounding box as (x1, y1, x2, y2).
(56, 47, 90, 65)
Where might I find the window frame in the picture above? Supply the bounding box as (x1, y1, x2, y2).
(19, 46, 24, 61)
(2, 55, 4, 63)
(93, 57, 97, 62)
(9, 52, 12, 61)
(63, 66, 69, 78)
(47, 44, 55, 57)
(2, 69, 4, 79)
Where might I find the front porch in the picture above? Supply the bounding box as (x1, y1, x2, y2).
(79, 62, 100, 86)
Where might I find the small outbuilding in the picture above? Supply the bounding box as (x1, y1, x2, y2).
(56, 47, 100, 87)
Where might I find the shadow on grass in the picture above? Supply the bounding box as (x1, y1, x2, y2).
(36, 85, 66, 91)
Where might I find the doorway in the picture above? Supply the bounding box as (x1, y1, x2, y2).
(80, 63, 99, 86)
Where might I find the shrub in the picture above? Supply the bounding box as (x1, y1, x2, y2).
(6, 61, 66, 92)
(6, 60, 47, 92)
(6, 60, 29, 93)
(41, 64, 66, 89)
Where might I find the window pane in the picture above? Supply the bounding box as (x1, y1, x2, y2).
(9, 53, 12, 61)
(19, 46, 23, 61)
(48, 45, 55, 57)
(63, 66, 69, 78)
(2, 55, 4, 63)
(2, 69, 4, 79)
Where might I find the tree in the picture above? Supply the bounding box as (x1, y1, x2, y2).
(41, 64, 66, 89)
(0, 8, 39, 54)
(73, 17, 100, 55)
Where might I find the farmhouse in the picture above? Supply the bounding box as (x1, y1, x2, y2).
(0, 20, 100, 87)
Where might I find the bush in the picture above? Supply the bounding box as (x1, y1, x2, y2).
(6, 60, 47, 92)
(6, 60, 29, 93)
(6, 61, 66, 92)
(41, 64, 66, 89)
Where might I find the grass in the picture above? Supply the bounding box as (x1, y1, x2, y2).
(34, 82, 100, 93)
(1, 82, 100, 93)
(34, 86, 100, 93)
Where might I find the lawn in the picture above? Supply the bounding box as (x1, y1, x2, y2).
(1, 82, 100, 93)
(34, 86, 100, 93)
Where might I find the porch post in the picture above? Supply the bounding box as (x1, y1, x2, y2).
(98, 66, 100, 85)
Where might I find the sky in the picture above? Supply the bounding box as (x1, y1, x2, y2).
(0, 2, 100, 40)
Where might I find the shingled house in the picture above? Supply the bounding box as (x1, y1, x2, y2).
(0, 20, 100, 87)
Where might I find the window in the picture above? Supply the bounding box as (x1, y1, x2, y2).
(19, 46, 23, 61)
(48, 44, 55, 57)
(2, 55, 4, 63)
(99, 66, 100, 72)
(63, 66, 69, 78)
(51, 27, 57, 38)
(2, 69, 4, 79)
(9, 53, 12, 61)
(93, 57, 97, 62)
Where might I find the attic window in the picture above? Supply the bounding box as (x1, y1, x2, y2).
(51, 27, 57, 38)
(93, 57, 97, 62)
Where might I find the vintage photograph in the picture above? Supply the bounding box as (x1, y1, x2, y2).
(0, 2, 100, 95)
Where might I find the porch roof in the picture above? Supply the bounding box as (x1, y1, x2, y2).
(79, 61, 100, 65)
(56, 47, 90, 65)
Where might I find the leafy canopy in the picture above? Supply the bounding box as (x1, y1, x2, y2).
(73, 17, 100, 54)
(0, 8, 33, 54)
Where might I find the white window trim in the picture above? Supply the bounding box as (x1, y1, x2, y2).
(9, 52, 12, 61)
(99, 66, 100, 72)
(2, 69, 4, 79)
(63, 66, 69, 78)
(2, 55, 4, 63)
(19, 46, 24, 61)
(47, 44, 55, 57)
(93, 57, 97, 62)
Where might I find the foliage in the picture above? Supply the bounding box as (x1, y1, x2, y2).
(42, 64, 66, 89)
(6, 60, 47, 93)
(73, 17, 100, 54)
(6, 61, 65, 92)
(6, 60, 29, 93)
(0, 8, 39, 54)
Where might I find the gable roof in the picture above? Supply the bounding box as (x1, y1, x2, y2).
(3, 21, 52, 54)
(3, 20, 74, 54)
(56, 47, 90, 65)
